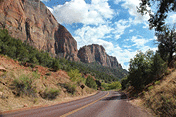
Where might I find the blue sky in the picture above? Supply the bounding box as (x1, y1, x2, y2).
(40, 0, 176, 70)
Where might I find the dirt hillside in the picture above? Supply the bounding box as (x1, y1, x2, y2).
(0, 55, 96, 112)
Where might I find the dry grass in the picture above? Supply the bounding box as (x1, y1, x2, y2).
(143, 69, 176, 116)
(0, 55, 96, 112)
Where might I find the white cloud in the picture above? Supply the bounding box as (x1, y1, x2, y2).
(113, 18, 132, 40)
(50, 0, 114, 25)
(166, 13, 176, 25)
(111, 44, 137, 70)
(51, 0, 88, 24)
(47, 6, 53, 13)
(74, 24, 157, 70)
(74, 24, 113, 52)
(114, 0, 123, 4)
(111, 40, 157, 70)
(131, 36, 149, 48)
(129, 29, 134, 33)
(115, 0, 150, 24)
(40, 0, 49, 2)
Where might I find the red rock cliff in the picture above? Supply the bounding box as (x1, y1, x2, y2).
(0, 0, 79, 61)
(78, 44, 122, 69)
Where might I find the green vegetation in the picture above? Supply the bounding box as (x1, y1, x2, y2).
(45, 72, 51, 76)
(41, 88, 60, 100)
(68, 69, 84, 85)
(123, 50, 166, 90)
(13, 74, 36, 97)
(0, 28, 127, 86)
(85, 76, 97, 89)
(62, 83, 76, 94)
(76, 62, 128, 82)
(138, 0, 175, 31)
(101, 81, 121, 91)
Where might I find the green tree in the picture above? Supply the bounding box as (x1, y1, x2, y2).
(52, 59, 61, 71)
(138, 0, 176, 31)
(128, 51, 150, 89)
(68, 69, 83, 84)
(121, 77, 129, 90)
(85, 76, 97, 89)
(107, 81, 121, 90)
(156, 26, 176, 67)
(127, 50, 167, 90)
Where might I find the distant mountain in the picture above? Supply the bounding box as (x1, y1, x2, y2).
(78, 44, 122, 69)
(0, 0, 127, 73)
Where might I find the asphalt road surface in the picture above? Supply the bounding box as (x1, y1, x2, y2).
(2, 91, 152, 117)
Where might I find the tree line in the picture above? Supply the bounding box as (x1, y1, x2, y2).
(0, 28, 123, 89)
(122, 0, 176, 91)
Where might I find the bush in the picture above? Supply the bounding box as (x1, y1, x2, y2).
(155, 81, 160, 85)
(107, 81, 121, 90)
(52, 59, 61, 71)
(127, 50, 166, 90)
(121, 77, 129, 90)
(13, 75, 36, 97)
(41, 88, 60, 100)
(62, 83, 76, 94)
(148, 86, 154, 90)
(85, 76, 97, 89)
(32, 71, 40, 79)
(45, 72, 51, 76)
(68, 69, 83, 85)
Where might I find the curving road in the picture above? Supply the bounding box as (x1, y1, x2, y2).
(2, 91, 152, 117)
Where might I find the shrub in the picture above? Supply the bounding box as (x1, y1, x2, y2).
(32, 71, 40, 79)
(13, 75, 36, 97)
(41, 88, 60, 100)
(45, 72, 51, 76)
(85, 76, 97, 89)
(148, 86, 154, 90)
(107, 81, 121, 90)
(62, 83, 76, 94)
(68, 69, 83, 85)
(155, 81, 160, 85)
(52, 59, 61, 71)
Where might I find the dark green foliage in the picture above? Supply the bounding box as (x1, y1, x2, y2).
(101, 81, 121, 90)
(0, 28, 126, 84)
(41, 88, 60, 100)
(67, 61, 128, 83)
(68, 69, 84, 85)
(138, 0, 175, 31)
(121, 77, 129, 90)
(59, 83, 76, 94)
(125, 50, 166, 90)
(45, 72, 51, 76)
(85, 76, 97, 89)
(52, 59, 61, 71)
(151, 53, 167, 78)
(156, 27, 176, 67)
(13, 75, 36, 97)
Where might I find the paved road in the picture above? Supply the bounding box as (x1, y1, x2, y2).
(2, 91, 152, 117)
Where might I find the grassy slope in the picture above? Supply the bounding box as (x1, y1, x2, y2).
(143, 69, 176, 116)
(0, 55, 95, 112)
(129, 69, 176, 116)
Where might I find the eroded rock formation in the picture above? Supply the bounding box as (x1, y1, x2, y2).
(78, 44, 122, 69)
(0, 0, 79, 61)
(0, 0, 123, 69)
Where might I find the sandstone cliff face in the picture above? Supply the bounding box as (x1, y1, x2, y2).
(0, 0, 123, 69)
(78, 44, 122, 69)
(0, 0, 79, 61)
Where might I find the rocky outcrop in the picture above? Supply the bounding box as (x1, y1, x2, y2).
(78, 44, 122, 69)
(0, 0, 79, 61)
(0, 0, 123, 69)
